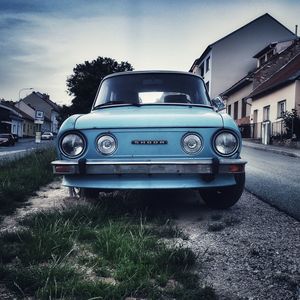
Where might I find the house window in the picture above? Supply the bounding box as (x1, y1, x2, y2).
(267, 50, 274, 61)
(263, 105, 270, 121)
(234, 101, 238, 120)
(242, 99, 247, 118)
(206, 56, 210, 73)
(200, 63, 204, 77)
(277, 100, 286, 118)
(205, 81, 209, 92)
(228, 104, 232, 116)
(259, 55, 266, 67)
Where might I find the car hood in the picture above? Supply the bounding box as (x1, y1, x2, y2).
(74, 105, 223, 129)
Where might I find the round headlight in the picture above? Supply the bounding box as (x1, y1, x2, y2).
(97, 135, 117, 155)
(214, 131, 238, 156)
(182, 134, 202, 154)
(61, 133, 85, 157)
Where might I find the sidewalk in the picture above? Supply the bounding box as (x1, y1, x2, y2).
(242, 139, 300, 158)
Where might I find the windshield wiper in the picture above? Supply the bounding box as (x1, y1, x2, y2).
(93, 101, 141, 110)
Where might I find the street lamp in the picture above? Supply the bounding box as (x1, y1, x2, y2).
(19, 87, 34, 100)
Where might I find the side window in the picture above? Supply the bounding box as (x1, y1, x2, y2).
(200, 63, 204, 77)
(206, 57, 210, 72)
(277, 100, 286, 118)
(234, 101, 238, 120)
(227, 104, 231, 116)
(263, 105, 270, 121)
(242, 100, 247, 118)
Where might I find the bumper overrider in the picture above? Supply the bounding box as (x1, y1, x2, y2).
(52, 158, 246, 175)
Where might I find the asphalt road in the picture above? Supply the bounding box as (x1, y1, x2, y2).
(0, 138, 55, 161)
(241, 146, 300, 220)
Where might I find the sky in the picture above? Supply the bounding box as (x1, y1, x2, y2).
(0, 0, 299, 105)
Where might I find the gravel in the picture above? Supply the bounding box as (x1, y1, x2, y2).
(174, 190, 300, 300)
(1, 183, 299, 299)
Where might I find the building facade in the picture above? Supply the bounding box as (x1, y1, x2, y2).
(248, 52, 300, 142)
(22, 92, 60, 134)
(0, 101, 24, 137)
(189, 14, 297, 99)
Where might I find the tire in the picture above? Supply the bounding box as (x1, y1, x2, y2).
(200, 173, 245, 209)
(81, 188, 100, 199)
(68, 187, 100, 199)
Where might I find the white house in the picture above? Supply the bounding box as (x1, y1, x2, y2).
(248, 52, 300, 142)
(189, 13, 297, 98)
(0, 101, 24, 136)
(220, 37, 300, 140)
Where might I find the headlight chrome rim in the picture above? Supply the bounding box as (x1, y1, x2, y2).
(213, 130, 239, 156)
(181, 133, 203, 155)
(97, 134, 117, 155)
(60, 132, 86, 158)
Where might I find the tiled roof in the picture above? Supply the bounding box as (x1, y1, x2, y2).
(249, 53, 300, 99)
(13, 106, 34, 121)
(33, 92, 60, 111)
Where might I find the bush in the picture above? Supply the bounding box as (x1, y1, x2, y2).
(282, 109, 300, 140)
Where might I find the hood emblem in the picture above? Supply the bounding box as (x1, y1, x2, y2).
(132, 140, 168, 145)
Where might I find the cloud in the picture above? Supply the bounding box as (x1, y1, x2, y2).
(0, 0, 299, 104)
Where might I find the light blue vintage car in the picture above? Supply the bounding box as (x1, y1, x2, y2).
(52, 71, 246, 208)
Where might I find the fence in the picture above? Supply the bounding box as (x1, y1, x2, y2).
(272, 119, 286, 140)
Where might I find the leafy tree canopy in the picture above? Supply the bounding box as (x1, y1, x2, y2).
(66, 57, 134, 115)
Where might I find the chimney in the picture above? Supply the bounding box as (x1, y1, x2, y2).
(296, 25, 298, 37)
(43, 93, 50, 101)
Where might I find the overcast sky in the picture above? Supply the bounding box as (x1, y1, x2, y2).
(0, 0, 299, 105)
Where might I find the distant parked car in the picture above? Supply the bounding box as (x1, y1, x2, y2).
(52, 71, 246, 208)
(41, 132, 54, 140)
(0, 133, 15, 146)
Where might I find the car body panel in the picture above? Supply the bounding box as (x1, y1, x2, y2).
(41, 132, 54, 140)
(52, 71, 246, 191)
(75, 106, 223, 130)
(62, 173, 237, 189)
(0, 133, 15, 146)
(57, 127, 240, 161)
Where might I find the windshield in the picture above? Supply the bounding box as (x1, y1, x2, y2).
(93, 73, 210, 109)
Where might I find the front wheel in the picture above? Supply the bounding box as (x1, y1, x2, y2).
(200, 174, 245, 209)
(68, 187, 100, 199)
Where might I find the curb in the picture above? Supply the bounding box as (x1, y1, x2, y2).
(242, 142, 300, 158)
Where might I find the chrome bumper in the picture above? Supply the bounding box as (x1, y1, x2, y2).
(52, 158, 246, 175)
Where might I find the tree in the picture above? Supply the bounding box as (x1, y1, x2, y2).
(66, 57, 134, 114)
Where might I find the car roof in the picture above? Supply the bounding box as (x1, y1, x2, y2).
(103, 70, 203, 80)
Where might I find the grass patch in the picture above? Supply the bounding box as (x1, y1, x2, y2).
(0, 198, 216, 299)
(0, 148, 56, 214)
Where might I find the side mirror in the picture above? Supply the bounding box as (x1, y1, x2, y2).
(211, 96, 226, 112)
